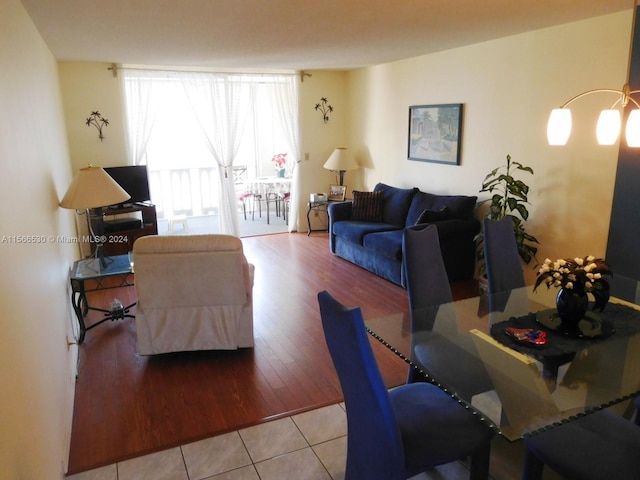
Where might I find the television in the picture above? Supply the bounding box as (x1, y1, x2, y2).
(104, 165, 151, 207)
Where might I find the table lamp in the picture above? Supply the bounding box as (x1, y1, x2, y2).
(60, 165, 131, 268)
(323, 147, 359, 186)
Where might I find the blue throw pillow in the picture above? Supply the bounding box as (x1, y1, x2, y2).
(416, 206, 450, 224)
(373, 183, 418, 227)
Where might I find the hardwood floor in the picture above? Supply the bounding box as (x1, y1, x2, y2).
(67, 232, 478, 474)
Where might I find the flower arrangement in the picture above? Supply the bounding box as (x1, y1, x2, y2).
(272, 153, 287, 169)
(534, 255, 612, 310)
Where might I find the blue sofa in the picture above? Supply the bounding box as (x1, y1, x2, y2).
(328, 183, 480, 287)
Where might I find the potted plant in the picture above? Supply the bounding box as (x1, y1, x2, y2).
(476, 154, 540, 288)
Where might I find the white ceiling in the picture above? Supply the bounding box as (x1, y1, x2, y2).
(20, 0, 632, 70)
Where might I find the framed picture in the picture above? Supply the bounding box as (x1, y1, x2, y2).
(407, 104, 463, 165)
(328, 184, 346, 201)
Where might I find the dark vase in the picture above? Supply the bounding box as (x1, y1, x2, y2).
(556, 287, 588, 326)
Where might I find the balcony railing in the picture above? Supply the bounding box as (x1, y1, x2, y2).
(149, 167, 219, 219)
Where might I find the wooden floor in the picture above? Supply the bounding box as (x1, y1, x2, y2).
(67, 232, 478, 474)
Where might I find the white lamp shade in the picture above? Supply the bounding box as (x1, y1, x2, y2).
(60, 165, 131, 209)
(323, 147, 359, 172)
(626, 109, 640, 147)
(596, 109, 621, 145)
(547, 109, 572, 146)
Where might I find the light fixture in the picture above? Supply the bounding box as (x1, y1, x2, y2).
(547, 86, 640, 146)
(547, 2, 640, 147)
(323, 147, 359, 186)
(60, 165, 130, 268)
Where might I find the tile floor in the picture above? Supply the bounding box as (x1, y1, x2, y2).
(66, 402, 482, 480)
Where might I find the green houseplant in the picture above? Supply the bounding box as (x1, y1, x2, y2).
(476, 154, 540, 279)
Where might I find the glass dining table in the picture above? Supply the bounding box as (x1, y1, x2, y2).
(365, 286, 640, 441)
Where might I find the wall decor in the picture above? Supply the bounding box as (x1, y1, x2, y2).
(86, 110, 109, 141)
(408, 104, 463, 165)
(315, 97, 334, 123)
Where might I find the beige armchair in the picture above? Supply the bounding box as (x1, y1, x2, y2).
(132, 234, 255, 355)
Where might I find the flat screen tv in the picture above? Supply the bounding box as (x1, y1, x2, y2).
(104, 165, 151, 207)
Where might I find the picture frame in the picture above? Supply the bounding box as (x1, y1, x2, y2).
(328, 184, 347, 201)
(407, 104, 463, 165)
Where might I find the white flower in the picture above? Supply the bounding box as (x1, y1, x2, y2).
(587, 255, 595, 262)
(565, 281, 574, 289)
(575, 257, 584, 265)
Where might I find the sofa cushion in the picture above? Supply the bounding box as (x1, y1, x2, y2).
(363, 230, 404, 261)
(333, 220, 398, 245)
(351, 190, 384, 221)
(374, 183, 418, 228)
(417, 206, 450, 224)
(406, 191, 477, 226)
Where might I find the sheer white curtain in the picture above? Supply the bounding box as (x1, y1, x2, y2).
(122, 69, 159, 166)
(268, 75, 300, 232)
(182, 73, 256, 235)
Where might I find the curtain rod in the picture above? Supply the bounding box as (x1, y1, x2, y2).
(108, 63, 299, 78)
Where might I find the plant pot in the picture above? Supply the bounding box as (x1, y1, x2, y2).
(556, 287, 588, 326)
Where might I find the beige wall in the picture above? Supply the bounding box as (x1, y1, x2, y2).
(0, 0, 79, 478)
(346, 11, 631, 282)
(58, 62, 129, 171)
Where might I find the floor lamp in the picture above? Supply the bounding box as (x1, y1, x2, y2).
(60, 165, 131, 269)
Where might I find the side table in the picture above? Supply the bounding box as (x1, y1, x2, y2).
(70, 253, 136, 344)
(307, 200, 333, 236)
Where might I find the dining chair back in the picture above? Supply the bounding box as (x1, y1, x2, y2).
(403, 225, 452, 312)
(318, 290, 494, 480)
(403, 226, 493, 396)
(483, 216, 525, 294)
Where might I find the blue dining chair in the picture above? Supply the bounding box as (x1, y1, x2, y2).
(483, 216, 525, 294)
(318, 290, 494, 480)
(403, 225, 453, 312)
(523, 407, 640, 480)
(403, 226, 493, 398)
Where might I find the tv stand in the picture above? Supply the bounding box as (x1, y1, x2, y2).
(90, 203, 158, 256)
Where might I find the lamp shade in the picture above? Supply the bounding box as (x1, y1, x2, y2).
(626, 109, 640, 147)
(60, 165, 131, 209)
(596, 109, 621, 145)
(323, 147, 359, 172)
(547, 109, 572, 146)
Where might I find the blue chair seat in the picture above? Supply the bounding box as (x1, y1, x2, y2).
(390, 382, 494, 475)
(524, 409, 640, 480)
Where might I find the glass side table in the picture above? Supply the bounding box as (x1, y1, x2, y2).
(69, 253, 136, 344)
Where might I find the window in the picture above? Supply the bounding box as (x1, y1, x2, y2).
(122, 69, 299, 234)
